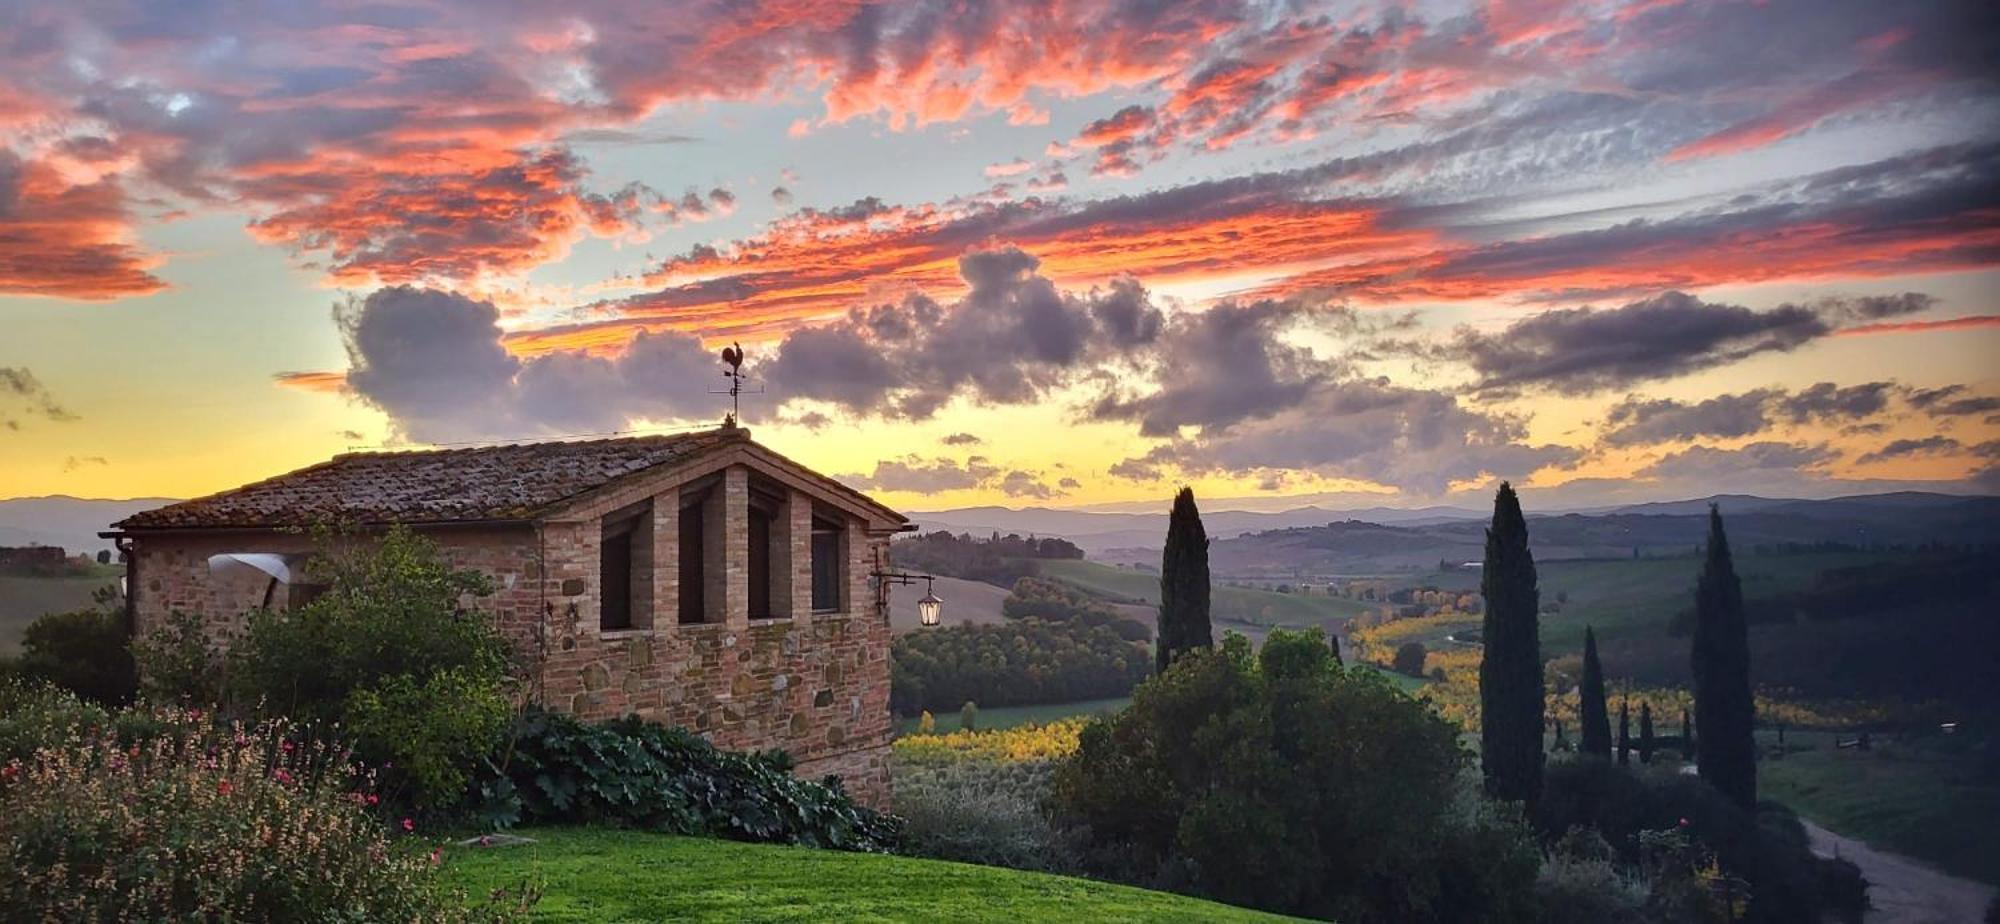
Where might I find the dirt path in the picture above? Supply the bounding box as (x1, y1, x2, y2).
(1802, 820, 1994, 924)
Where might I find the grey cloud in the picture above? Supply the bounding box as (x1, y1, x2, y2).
(338, 286, 724, 443)
(771, 186, 794, 205)
(1601, 381, 1896, 446)
(0, 366, 79, 428)
(1000, 470, 1060, 499)
(763, 247, 1162, 419)
(1121, 377, 1580, 494)
(1905, 384, 2000, 417)
(1091, 298, 1345, 436)
(837, 456, 999, 494)
(941, 432, 982, 445)
(1856, 436, 1962, 464)
(1602, 391, 1776, 446)
(1438, 291, 1829, 396)
(1640, 441, 1836, 481)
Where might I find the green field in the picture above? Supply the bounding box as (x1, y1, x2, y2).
(1043, 559, 1375, 631)
(1381, 550, 1911, 657)
(1759, 729, 2000, 886)
(446, 828, 1299, 922)
(0, 566, 122, 655)
(897, 696, 1130, 734)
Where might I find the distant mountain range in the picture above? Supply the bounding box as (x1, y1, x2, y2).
(914, 492, 2000, 570)
(0, 496, 181, 555)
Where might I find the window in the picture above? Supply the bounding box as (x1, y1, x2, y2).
(600, 520, 634, 631)
(747, 506, 773, 618)
(600, 502, 653, 632)
(811, 514, 844, 612)
(678, 498, 706, 624)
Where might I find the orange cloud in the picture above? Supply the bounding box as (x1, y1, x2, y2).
(0, 155, 165, 300)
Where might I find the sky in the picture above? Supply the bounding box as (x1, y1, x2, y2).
(1, 0, 1997, 513)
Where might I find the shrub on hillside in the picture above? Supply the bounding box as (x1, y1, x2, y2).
(1536, 758, 1862, 922)
(6, 606, 136, 705)
(0, 706, 529, 922)
(891, 618, 1150, 713)
(895, 758, 1076, 872)
(1394, 640, 1428, 677)
(224, 527, 515, 808)
(474, 710, 899, 852)
(1052, 629, 1540, 922)
(131, 608, 230, 705)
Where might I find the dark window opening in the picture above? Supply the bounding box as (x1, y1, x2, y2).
(748, 507, 774, 618)
(811, 515, 843, 613)
(679, 500, 706, 624)
(600, 526, 633, 631)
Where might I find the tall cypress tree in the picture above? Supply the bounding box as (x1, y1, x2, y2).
(1578, 626, 1612, 759)
(1479, 482, 1543, 805)
(1692, 505, 1757, 810)
(1157, 487, 1214, 674)
(1617, 699, 1631, 766)
(1682, 709, 1695, 761)
(1639, 702, 1655, 764)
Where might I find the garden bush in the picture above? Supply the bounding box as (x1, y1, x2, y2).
(0, 706, 529, 922)
(8, 605, 136, 705)
(1052, 629, 1541, 923)
(1536, 757, 1861, 922)
(894, 757, 1076, 872)
(224, 526, 515, 808)
(131, 607, 229, 705)
(474, 709, 899, 852)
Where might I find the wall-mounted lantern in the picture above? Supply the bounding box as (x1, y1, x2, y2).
(875, 570, 944, 627)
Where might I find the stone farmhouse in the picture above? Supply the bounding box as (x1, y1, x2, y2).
(104, 423, 909, 806)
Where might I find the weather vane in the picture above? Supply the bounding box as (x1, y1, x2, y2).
(713, 341, 761, 426)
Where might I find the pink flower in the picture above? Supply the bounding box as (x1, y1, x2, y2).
(366, 794, 380, 806)
(273, 769, 293, 785)
(281, 741, 294, 753)
(402, 818, 415, 832)
(217, 780, 232, 796)
(1678, 817, 1690, 827)
(430, 847, 444, 867)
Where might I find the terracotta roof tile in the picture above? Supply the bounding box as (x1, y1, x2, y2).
(115, 429, 740, 530)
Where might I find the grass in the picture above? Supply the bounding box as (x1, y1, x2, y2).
(896, 696, 1130, 734)
(1382, 550, 1911, 657)
(1042, 560, 1375, 630)
(445, 827, 1301, 923)
(1758, 729, 2000, 886)
(0, 566, 122, 655)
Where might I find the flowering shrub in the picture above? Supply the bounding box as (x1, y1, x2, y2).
(892, 718, 1086, 766)
(475, 710, 900, 852)
(0, 707, 532, 922)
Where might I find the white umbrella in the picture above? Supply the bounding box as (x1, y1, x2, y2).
(207, 552, 301, 583)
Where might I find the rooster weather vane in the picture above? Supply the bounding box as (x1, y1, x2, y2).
(714, 341, 761, 426)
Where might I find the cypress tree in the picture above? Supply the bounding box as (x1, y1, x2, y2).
(1692, 505, 1757, 810)
(1639, 702, 1655, 764)
(1617, 699, 1631, 766)
(1157, 487, 1214, 674)
(1682, 709, 1694, 761)
(1578, 626, 1612, 759)
(1479, 482, 1543, 805)
(1329, 632, 1344, 666)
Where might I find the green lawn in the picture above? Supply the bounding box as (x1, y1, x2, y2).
(0, 566, 122, 654)
(897, 696, 1130, 734)
(446, 828, 1301, 923)
(1758, 730, 2000, 886)
(1042, 560, 1375, 630)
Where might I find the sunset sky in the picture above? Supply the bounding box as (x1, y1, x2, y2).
(2, 0, 1996, 512)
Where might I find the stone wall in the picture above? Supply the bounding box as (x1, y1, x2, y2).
(123, 461, 899, 808)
